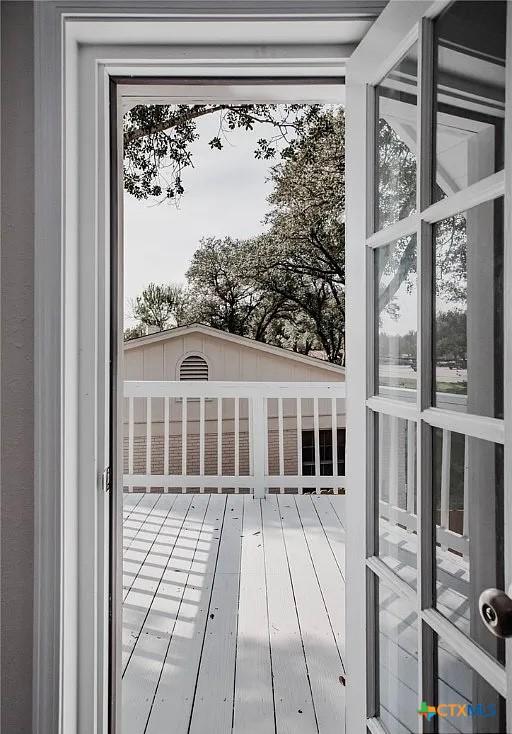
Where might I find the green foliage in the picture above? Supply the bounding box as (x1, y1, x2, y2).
(247, 109, 346, 363)
(186, 236, 289, 340)
(180, 108, 346, 363)
(123, 103, 322, 201)
(435, 212, 467, 304)
(376, 121, 467, 323)
(376, 119, 416, 229)
(435, 309, 467, 370)
(131, 283, 190, 331)
(124, 324, 146, 341)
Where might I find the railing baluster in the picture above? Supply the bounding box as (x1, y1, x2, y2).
(406, 419, 415, 514)
(331, 397, 338, 478)
(296, 397, 302, 495)
(248, 398, 254, 477)
(313, 397, 320, 494)
(164, 396, 170, 476)
(182, 397, 187, 477)
(278, 397, 284, 478)
(128, 397, 134, 476)
(146, 397, 152, 480)
(200, 396, 205, 478)
(217, 397, 223, 478)
(253, 395, 267, 498)
(263, 396, 268, 477)
(440, 428, 451, 529)
(389, 416, 399, 509)
(463, 434, 469, 536)
(378, 413, 384, 503)
(234, 397, 240, 477)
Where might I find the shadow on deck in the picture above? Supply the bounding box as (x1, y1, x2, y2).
(122, 493, 346, 734)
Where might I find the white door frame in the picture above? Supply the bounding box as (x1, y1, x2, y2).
(33, 4, 367, 732)
(346, 2, 512, 732)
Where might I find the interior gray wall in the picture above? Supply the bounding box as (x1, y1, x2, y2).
(1, 2, 35, 731)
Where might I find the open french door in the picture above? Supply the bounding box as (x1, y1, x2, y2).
(345, 2, 512, 733)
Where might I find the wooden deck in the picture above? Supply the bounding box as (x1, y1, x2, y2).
(122, 492, 346, 734)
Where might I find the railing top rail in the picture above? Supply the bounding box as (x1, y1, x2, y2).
(123, 380, 346, 399)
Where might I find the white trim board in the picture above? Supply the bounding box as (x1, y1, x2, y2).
(346, 2, 511, 733)
(33, 6, 372, 733)
(120, 81, 348, 109)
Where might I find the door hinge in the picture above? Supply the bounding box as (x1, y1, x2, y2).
(101, 466, 112, 493)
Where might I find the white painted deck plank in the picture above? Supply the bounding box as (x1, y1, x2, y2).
(233, 497, 275, 734)
(326, 494, 346, 527)
(294, 496, 346, 662)
(122, 494, 177, 601)
(312, 495, 346, 575)
(123, 493, 162, 550)
(123, 494, 173, 608)
(123, 496, 163, 560)
(188, 495, 245, 734)
(122, 491, 159, 522)
(122, 495, 209, 734)
(122, 494, 347, 734)
(262, 496, 318, 734)
(122, 494, 193, 673)
(278, 497, 346, 734)
(123, 492, 144, 517)
(145, 495, 228, 734)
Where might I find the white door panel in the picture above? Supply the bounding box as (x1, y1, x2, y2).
(346, 2, 511, 732)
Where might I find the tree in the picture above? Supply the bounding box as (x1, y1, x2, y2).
(124, 323, 146, 342)
(131, 283, 190, 331)
(247, 108, 346, 363)
(376, 119, 467, 322)
(123, 103, 323, 201)
(435, 309, 467, 370)
(186, 237, 289, 341)
(126, 108, 348, 362)
(376, 118, 416, 230)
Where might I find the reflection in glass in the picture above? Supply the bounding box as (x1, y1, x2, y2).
(434, 1, 506, 201)
(433, 428, 504, 664)
(437, 637, 505, 734)
(433, 199, 503, 417)
(378, 580, 418, 734)
(376, 43, 418, 230)
(376, 235, 417, 399)
(378, 414, 417, 588)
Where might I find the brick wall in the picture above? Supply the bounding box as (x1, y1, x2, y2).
(123, 429, 301, 476)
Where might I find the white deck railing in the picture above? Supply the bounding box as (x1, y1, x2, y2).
(123, 380, 346, 497)
(379, 417, 469, 558)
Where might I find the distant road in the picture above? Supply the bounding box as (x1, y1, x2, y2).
(381, 364, 466, 384)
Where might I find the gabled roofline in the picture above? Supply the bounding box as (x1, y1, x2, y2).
(124, 323, 345, 376)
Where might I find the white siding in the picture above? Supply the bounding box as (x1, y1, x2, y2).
(124, 331, 344, 384)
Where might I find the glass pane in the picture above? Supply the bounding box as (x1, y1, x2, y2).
(378, 414, 417, 588)
(433, 2, 507, 201)
(436, 637, 506, 733)
(433, 428, 505, 664)
(433, 198, 504, 418)
(378, 579, 418, 734)
(376, 44, 418, 230)
(376, 234, 417, 400)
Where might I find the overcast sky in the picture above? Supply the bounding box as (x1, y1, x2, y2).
(123, 112, 276, 325)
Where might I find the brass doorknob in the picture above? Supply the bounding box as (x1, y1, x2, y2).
(479, 588, 512, 639)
